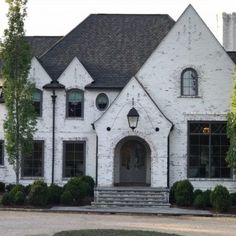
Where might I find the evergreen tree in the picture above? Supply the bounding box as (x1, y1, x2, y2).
(0, 0, 36, 183)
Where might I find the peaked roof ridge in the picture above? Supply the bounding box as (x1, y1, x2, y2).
(39, 15, 92, 59)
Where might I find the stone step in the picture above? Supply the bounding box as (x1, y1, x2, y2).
(96, 199, 167, 204)
(92, 202, 170, 208)
(97, 192, 165, 196)
(97, 196, 165, 201)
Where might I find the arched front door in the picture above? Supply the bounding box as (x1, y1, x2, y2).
(115, 137, 150, 186)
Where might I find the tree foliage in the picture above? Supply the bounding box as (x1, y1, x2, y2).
(227, 69, 236, 174)
(0, 0, 36, 183)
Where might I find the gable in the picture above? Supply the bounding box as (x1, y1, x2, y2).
(39, 14, 175, 88)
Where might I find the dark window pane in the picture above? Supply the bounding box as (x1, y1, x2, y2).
(67, 90, 83, 117)
(188, 122, 231, 179)
(96, 93, 109, 111)
(22, 141, 43, 177)
(33, 90, 42, 117)
(181, 68, 198, 96)
(64, 142, 85, 178)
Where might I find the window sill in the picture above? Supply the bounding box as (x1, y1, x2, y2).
(65, 117, 84, 121)
(20, 177, 44, 180)
(0, 165, 5, 168)
(178, 96, 202, 99)
(188, 178, 234, 182)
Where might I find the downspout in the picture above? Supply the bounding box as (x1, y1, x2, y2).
(51, 90, 56, 184)
(167, 125, 174, 188)
(91, 123, 98, 186)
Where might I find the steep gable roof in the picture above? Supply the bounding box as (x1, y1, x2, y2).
(227, 51, 236, 64)
(39, 14, 175, 88)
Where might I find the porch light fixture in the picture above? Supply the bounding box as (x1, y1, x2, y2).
(127, 107, 139, 130)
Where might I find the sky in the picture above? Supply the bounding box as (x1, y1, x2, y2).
(0, 0, 236, 43)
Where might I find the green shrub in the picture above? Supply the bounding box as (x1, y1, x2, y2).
(175, 180, 194, 206)
(28, 181, 49, 206)
(230, 193, 236, 206)
(5, 184, 16, 192)
(193, 189, 202, 200)
(79, 176, 95, 189)
(1, 192, 12, 205)
(48, 184, 63, 204)
(64, 178, 81, 202)
(169, 181, 180, 204)
(210, 185, 231, 212)
(202, 190, 212, 208)
(0, 182, 5, 192)
(9, 185, 25, 203)
(193, 194, 206, 209)
(24, 184, 31, 195)
(60, 191, 74, 205)
(14, 191, 26, 205)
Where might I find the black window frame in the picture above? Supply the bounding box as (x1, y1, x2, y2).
(181, 68, 198, 96)
(66, 89, 84, 118)
(21, 140, 44, 178)
(63, 141, 86, 178)
(33, 89, 43, 117)
(96, 93, 109, 111)
(187, 121, 232, 179)
(0, 140, 4, 166)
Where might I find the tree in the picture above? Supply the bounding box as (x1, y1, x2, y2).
(0, 0, 36, 184)
(227, 69, 236, 175)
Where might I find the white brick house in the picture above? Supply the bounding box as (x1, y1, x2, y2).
(0, 5, 236, 198)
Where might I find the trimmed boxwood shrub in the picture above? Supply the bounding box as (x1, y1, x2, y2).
(0, 182, 5, 192)
(60, 191, 74, 205)
(210, 185, 231, 212)
(79, 176, 95, 189)
(8, 185, 25, 204)
(193, 193, 206, 209)
(169, 181, 180, 204)
(28, 180, 49, 206)
(14, 191, 26, 205)
(64, 177, 91, 203)
(5, 184, 16, 192)
(230, 193, 236, 206)
(175, 180, 194, 206)
(48, 184, 63, 204)
(202, 190, 212, 208)
(1, 192, 11, 205)
(193, 189, 202, 200)
(24, 184, 31, 196)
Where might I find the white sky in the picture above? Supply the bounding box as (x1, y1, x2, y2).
(0, 0, 236, 43)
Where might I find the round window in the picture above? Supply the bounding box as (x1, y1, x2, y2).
(96, 93, 109, 111)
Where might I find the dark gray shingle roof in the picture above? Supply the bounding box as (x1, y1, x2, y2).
(39, 14, 175, 88)
(227, 51, 236, 64)
(26, 36, 62, 57)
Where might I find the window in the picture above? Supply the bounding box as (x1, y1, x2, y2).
(33, 89, 42, 116)
(0, 141, 4, 165)
(181, 68, 198, 96)
(63, 141, 85, 178)
(96, 93, 109, 111)
(188, 122, 231, 178)
(22, 141, 44, 177)
(67, 89, 84, 117)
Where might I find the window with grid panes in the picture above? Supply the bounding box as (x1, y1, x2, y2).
(63, 141, 85, 178)
(188, 122, 231, 178)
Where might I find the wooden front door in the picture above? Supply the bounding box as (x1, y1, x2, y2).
(119, 140, 147, 185)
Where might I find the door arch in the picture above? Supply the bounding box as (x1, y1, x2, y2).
(114, 136, 151, 186)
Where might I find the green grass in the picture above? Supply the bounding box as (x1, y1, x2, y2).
(54, 230, 179, 236)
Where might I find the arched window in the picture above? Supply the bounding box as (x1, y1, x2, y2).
(96, 93, 109, 111)
(67, 89, 84, 117)
(33, 89, 42, 117)
(181, 68, 198, 96)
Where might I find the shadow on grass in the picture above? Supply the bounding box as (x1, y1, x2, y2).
(53, 230, 180, 236)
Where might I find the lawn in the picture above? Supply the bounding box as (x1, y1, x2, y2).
(54, 230, 179, 236)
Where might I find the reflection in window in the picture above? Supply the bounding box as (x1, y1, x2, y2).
(181, 68, 198, 96)
(67, 89, 83, 117)
(22, 141, 44, 177)
(188, 122, 231, 178)
(33, 89, 42, 116)
(63, 141, 85, 178)
(96, 93, 109, 111)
